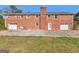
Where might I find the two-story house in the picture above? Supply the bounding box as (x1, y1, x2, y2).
(4, 6, 74, 30)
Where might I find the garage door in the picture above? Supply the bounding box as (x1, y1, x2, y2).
(8, 23, 17, 30)
(60, 24, 68, 30)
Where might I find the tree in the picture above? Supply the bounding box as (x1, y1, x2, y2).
(0, 10, 2, 14)
(9, 5, 17, 13)
(15, 9, 22, 13)
(73, 12, 79, 30)
(4, 5, 22, 14)
(0, 10, 4, 28)
(0, 16, 4, 25)
(4, 8, 10, 14)
(74, 12, 79, 20)
(0, 10, 4, 24)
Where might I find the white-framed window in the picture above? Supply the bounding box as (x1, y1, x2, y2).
(21, 15, 24, 18)
(26, 16, 28, 19)
(48, 15, 53, 18)
(54, 15, 58, 19)
(3, 16, 8, 19)
(48, 15, 51, 18)
(15, 16, 22, 19)
(19, 16, 22, 18)
(23, 16, 26, 18)
(36, 15, 39, 18)
(5, 16, 9, 19)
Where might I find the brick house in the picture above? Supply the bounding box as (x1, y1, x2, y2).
(4, 6, 74, 30)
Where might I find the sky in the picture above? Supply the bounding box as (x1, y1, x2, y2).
(0, 5, 79, 13)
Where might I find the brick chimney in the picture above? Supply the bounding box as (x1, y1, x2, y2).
(40, 6, 47, 30)
(40, 6, 46, 14)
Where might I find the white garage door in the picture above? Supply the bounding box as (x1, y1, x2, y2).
(8, 23, 17, 30)
(60, 24, 68, 30)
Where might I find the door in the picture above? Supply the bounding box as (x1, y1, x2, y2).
(60, 24, 68, 30)
(48, 23, 52, 30)
(8, 23, 17, 30)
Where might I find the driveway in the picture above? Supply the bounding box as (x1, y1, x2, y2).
(0, 30, 79, 37)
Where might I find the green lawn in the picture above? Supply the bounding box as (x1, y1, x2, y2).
(0, 36, 79, 53)
(0, 24, 7, 30)
(74, 20, 79, 30)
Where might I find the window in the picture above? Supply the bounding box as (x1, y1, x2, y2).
(4, 16, 9, 19)
(35, 22, 39, 26)
(17, 16, 25, 19)
(36, 15, 39, 18)
(15, 15, 22, 19)
(5, 16, 9, 18)
(55, 15, 57, 19)
(48, 15, 51, 18)
(26, 16, 28, 18)
(19, 16, 22, 18)
(17, 16, 19, 19)
(21, 15, 23, 18)
(48, 15, 53, 18)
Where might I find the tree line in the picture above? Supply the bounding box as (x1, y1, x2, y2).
(0, 5, 23, 29)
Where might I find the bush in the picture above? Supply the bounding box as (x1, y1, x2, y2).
(0, 24, 7, 30)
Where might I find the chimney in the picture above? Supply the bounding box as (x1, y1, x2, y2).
(40, 6, 46, 14)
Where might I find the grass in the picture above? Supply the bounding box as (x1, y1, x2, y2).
(74, 20, 79, 30)
(0, 24, 7, 30)
(0, 36, 79, 53)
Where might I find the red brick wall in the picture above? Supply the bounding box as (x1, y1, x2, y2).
(5, 6, 74, 30)
(5, 15, 40, 30)
(47, 14, 73, 30)
(5, 14, 73, 30)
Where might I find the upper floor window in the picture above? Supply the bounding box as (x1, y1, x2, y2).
(14, 16, 21, 19)
(36, 15, 39, 18)
(21, 15, 23, 18)
(6, 16, 9, 18)
(19, 16, 22, 18)
(4, 16, 9, 19)
(48, 15, 51, 18)
(55, 15, 58, 19)
(47, 14, 58, 19)
(26, 16, 28, 19)
(15, 16, 28, 19)
(34, 15, 39, 18)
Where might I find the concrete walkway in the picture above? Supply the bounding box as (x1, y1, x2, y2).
(0, 30, 79, 37)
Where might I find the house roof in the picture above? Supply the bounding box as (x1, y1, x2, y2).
(4, 13, 40, 16)
(47, 12, 75, 15)
(5, 12, 75, 16)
